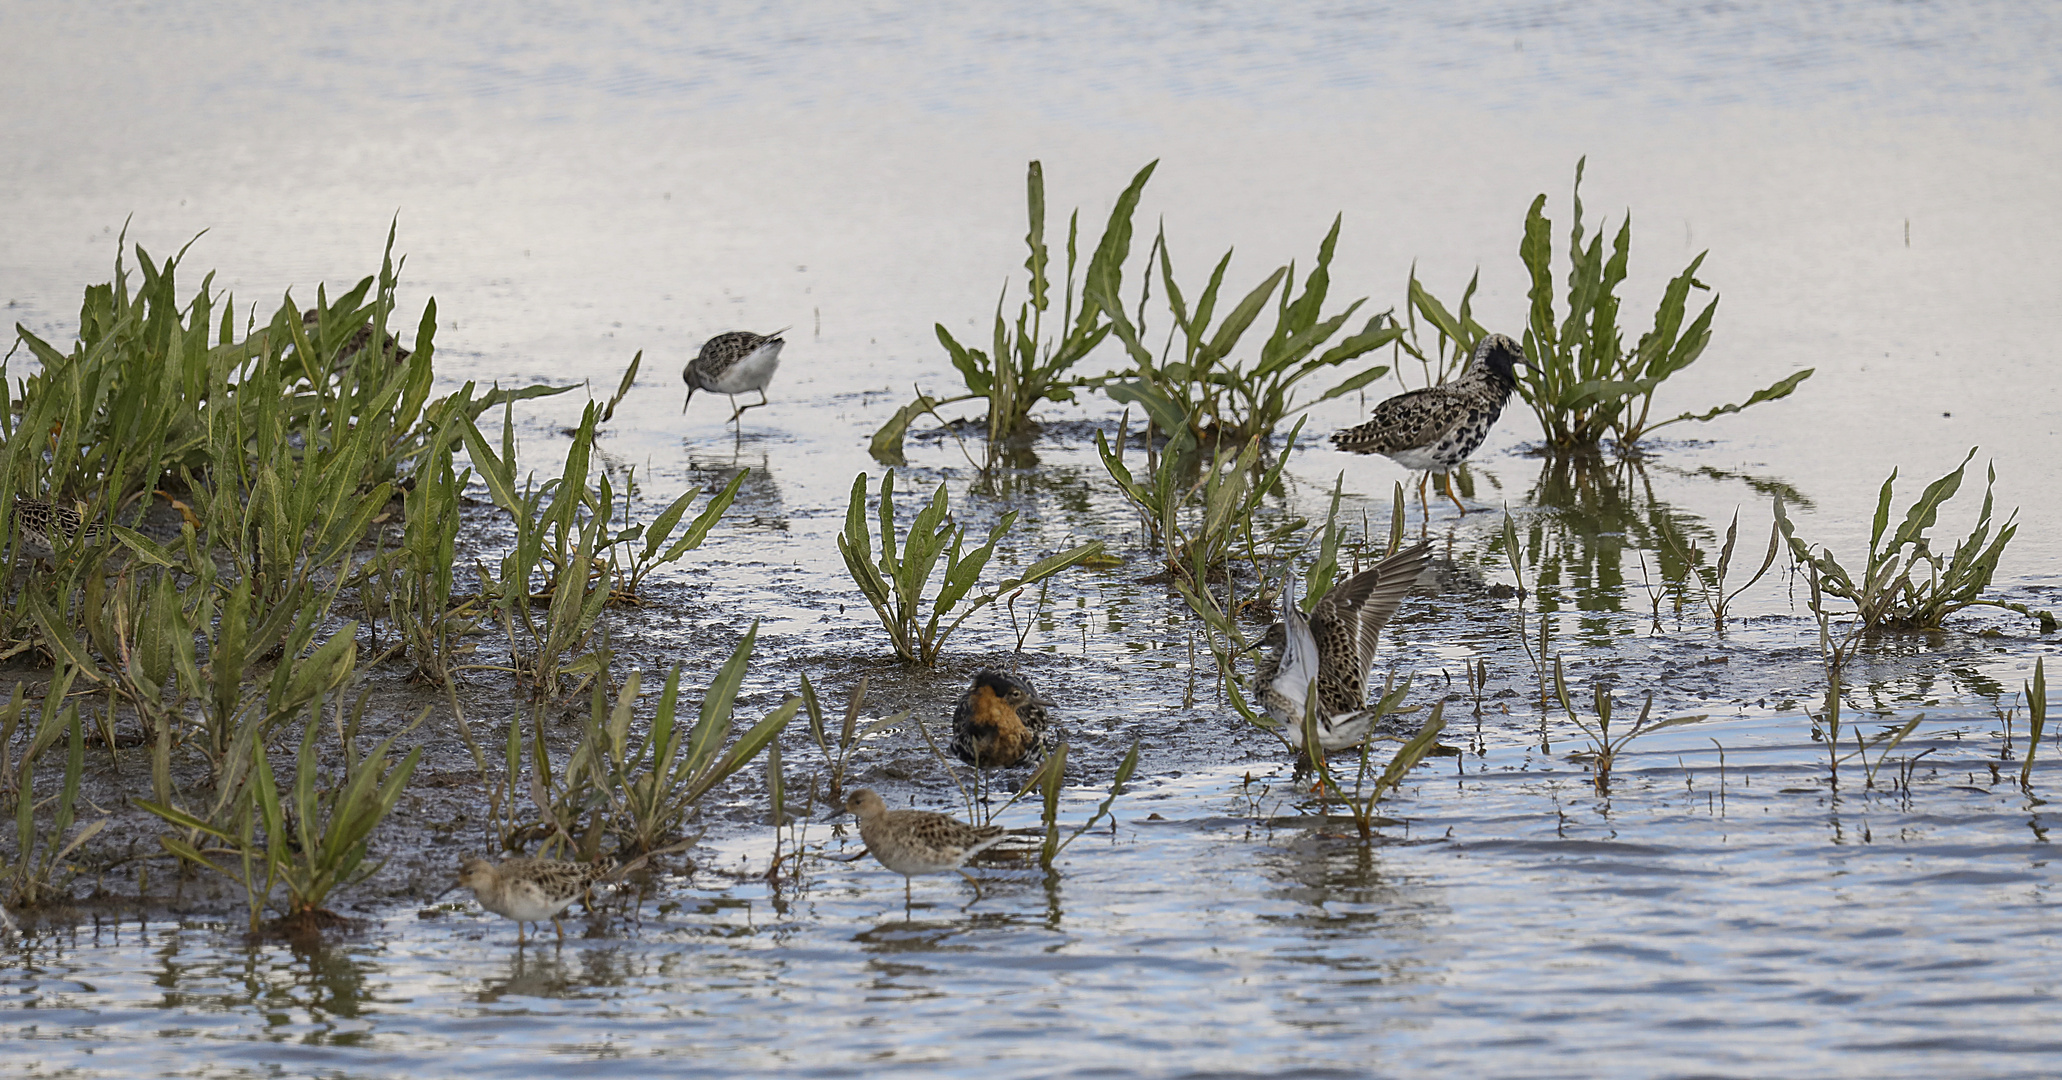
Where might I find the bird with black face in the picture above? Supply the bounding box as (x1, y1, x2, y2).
(950, 669, 1056, 768)
(1331, 333, 1530, 518)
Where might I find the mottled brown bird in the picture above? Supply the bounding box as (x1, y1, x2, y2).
(1331, 333, 1528, 517)
(950, 669, 1055, 768)
(682, 330, 785, 423)
(441, 856, 607, 944)
(10, 496, 107, 553)
(301, 308, 412, 367)
(1255, 542, 1433, 752)
(843, 788, 1007, 905)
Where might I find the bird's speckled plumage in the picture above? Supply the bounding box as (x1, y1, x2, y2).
(1331, 333, 1527, 515)
(844, 788, 1007, 904)
(683, 330, 785, 423)
(445, 856, 606, 943)
(1255, 542, 1433, 751)
(301, 309, 412, 367)
(11, 497, 107, 553)
(950, 669, 1055, 768)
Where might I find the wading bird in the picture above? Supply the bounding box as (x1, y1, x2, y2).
(950, 669, 1056, 769)
(1330, 333, 1529, 518)
(1255, 542, 1434, 752)
(682, 329, 785, 424)
(843, 788, 1008, 906)
(442, 856, 607, 944)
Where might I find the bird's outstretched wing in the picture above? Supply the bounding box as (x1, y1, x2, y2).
(1312, 542, 1433, 708)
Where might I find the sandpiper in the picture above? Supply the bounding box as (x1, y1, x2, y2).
(11, 496, 107, 553)
(950, 669, 1056, 768)
(442, 856, 606, 943)
(1330, 333, 1528, 517)
(1256, 542, 1434, 752)
(843, 788, 1007, 905)
(682, 329, 785, 423)
(301, 308, 411, 366)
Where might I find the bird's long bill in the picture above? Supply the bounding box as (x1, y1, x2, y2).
(433, 881, 462, 901)
(681, 386, 696, 414)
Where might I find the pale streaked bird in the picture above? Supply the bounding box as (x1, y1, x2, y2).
(843, 788, 1007, 905)
(441, 856, 607, 944)
(1256, 542, 1434, 752)
(682, 329, 785, 424)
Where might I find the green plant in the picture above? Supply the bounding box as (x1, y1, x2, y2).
(2021, 658, 2048, 787)
(139, 691, 424, 932)
(1668, 505, 1781, 633)
(1775, 448, 2054, 632)
(460, 401, 744, 696)
(526, 623, 798, 859)
(597, 464, 746, 605)
(364, 391, 475, 678)
(1391, 267, 1489, 389)
(837, 471, 1103, 665)
(1096, 415, 1304, 587)
(1100, 216, 1398, 443)
(1549, 660, 1704, 793)
(2, 669, 109, 908)
(1303, 688, 1448, 841)
(1467, 158, 1812, 450)
(871, 160, 1156, 464)
(1026, 736, 1143, 872)
(800, 675, 904, 802)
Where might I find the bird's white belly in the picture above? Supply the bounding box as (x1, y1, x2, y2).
(1386, 446, 1452, 472)
(484, 881, 577, 922)
(709, 341, 783, 393)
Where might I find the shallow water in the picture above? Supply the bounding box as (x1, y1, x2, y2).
(6, 1, 2062, 1076)
(11, 719, 2062, 1078)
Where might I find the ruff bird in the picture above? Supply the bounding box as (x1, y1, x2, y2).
(11, 496, 107, 554)
(950, 669, 1056, 769)
(442, 856, 606, 943)
(843, 788, 1008, 905)
(1331, 333, 1528, 517)
(1256, 542, 1433, 752)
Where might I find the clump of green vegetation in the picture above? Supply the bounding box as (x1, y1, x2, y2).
(1096, 415, 1303, 587)
(1, 230, 758, 922)
(522, 625, 797, 860)
(1098, 216, 1398, 443)
(1776, 447, 2053, 632)
(1548, 661, 1704, 793)
(459, 399, 743, 697)
(139, 691, 423, 933)
(1302, 680, 1448, 840)
(1408, 158, 1813, 452)
(871, 160, 1156, 465)
(2, 668, 108, 908)
(838, 471, 1102, 665)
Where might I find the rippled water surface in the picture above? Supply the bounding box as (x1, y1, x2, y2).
(5, 1, 2062, 1076)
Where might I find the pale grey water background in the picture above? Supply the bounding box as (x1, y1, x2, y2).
(5, 2, 2062, 1076)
